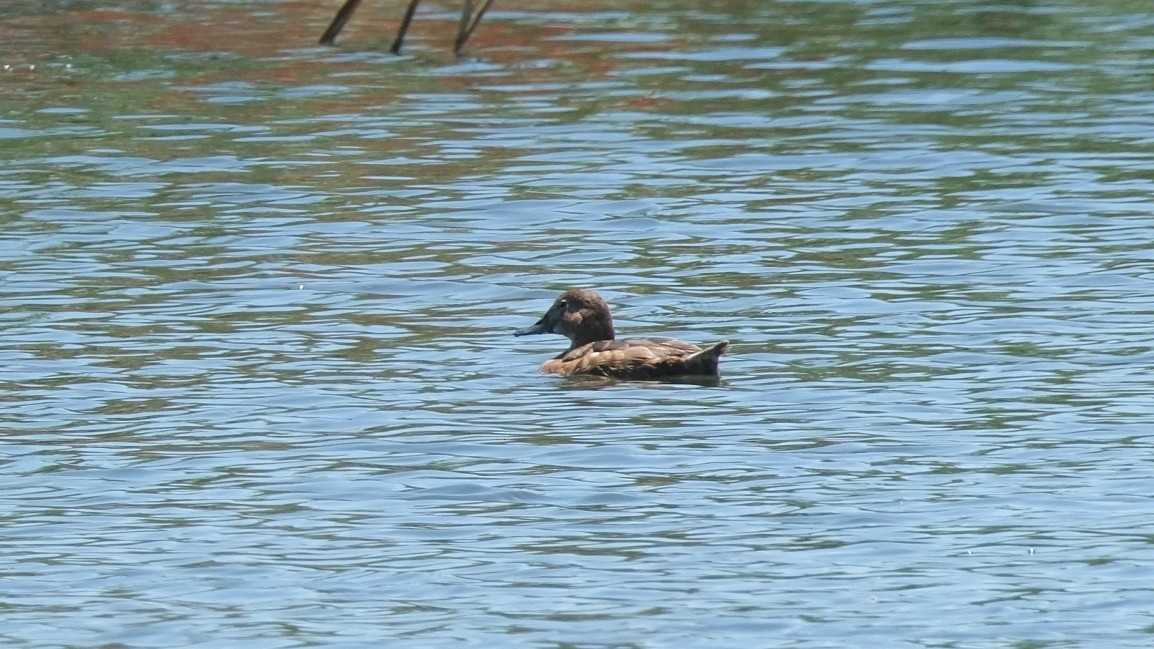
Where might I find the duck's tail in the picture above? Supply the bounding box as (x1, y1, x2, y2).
(687, 340, 729, 376)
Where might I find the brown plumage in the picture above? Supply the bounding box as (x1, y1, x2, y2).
(514, 289, 729, 379)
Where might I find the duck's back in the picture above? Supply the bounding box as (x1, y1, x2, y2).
(542, 337, 728, 379)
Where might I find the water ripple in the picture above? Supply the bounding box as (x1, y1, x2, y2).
(3, 0, 1154, 647)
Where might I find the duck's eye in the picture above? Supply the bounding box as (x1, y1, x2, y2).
(557, 299, 568, 309)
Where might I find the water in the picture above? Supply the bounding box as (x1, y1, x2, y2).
(3, 0, 1154, 646)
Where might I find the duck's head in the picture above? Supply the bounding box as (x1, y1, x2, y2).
(515, 288, 616, 347)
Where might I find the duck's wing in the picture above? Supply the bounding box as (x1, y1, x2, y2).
(546, 337, 719, 378)
(560, 337, 699, 361)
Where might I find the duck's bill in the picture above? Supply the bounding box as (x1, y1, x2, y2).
(514, 319, 547, 336)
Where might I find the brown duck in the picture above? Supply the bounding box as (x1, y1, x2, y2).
(515, 289, 729, 379)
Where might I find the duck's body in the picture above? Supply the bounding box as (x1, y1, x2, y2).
(515, 289, 728, 380)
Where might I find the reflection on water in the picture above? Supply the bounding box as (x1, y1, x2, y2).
(3, 0, 1154, 647)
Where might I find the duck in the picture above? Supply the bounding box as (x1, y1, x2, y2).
(514, 288, 729, 379)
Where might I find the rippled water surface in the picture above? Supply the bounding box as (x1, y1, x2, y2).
(4, 0, 1154, 646)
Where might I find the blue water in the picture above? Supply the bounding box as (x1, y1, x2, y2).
(3, 0, 1154, 646)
